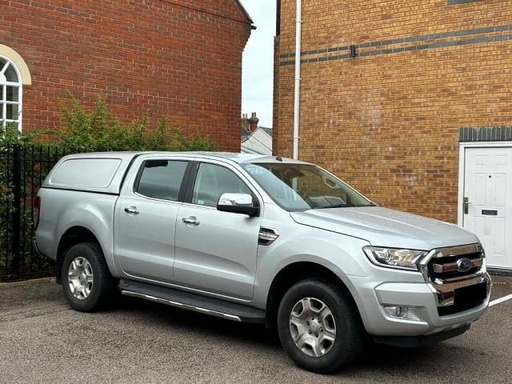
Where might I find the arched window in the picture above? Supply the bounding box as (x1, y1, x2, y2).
(0, 57, 22, 131)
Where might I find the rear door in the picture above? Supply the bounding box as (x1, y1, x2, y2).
(114, 156, 189, 282)
(174, 161, 262, 300)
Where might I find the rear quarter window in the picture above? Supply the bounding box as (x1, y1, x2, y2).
(49, 158, 122, 189)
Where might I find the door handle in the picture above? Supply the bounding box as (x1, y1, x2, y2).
(463, 197, 470, 215)
(182, 216, 200, 226)
(124, 206, 139, 215)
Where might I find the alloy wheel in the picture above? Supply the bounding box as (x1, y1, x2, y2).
(289, 297, 337, 357)
(67, 256, 94, 300)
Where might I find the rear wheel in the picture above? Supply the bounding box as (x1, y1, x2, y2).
(277, 279, 364, 373)
(61, 242, 118, 312)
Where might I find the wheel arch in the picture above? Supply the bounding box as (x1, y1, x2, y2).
(265, 262, 361, 329)
(56, 226, 100, 283)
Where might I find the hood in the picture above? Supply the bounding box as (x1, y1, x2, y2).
(290, 206, 479, 250)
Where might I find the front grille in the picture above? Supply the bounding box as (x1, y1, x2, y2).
(421, 243, 489, 316)
(428, 251, 483, 282)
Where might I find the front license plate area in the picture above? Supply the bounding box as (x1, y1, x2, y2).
(438, 282, 487, 316)
(454, 282, 487, 309)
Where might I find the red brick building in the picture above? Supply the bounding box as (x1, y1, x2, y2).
(1, 0, 252, 150)
(274, 1, 512, 269)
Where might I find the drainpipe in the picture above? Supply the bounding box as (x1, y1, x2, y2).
(292, 0, 302, 160)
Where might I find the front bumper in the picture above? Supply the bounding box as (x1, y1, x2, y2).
(355, 272, 491, 338)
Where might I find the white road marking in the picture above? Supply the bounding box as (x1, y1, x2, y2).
(490, 294, 512, 307)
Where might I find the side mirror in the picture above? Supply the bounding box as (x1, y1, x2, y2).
(217, 193, 260, 217)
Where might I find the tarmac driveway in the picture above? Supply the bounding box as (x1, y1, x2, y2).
(0, 275, 511, 384)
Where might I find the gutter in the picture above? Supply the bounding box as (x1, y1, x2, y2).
(292, 0, 302, 160)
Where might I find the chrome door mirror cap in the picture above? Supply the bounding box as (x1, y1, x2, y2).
(217, 193, 259, 217)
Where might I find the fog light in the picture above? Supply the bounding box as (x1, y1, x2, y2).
(382, 305, 423, 321)
(384, 305, 409, 318)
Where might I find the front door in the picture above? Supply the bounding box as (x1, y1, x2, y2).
(174, 162, 261, 300)
(462, 146, 512, 269)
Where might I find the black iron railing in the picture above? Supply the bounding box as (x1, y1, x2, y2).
(0, 144, 69, 281)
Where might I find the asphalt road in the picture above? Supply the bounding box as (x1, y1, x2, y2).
(0, 275, 511, 384)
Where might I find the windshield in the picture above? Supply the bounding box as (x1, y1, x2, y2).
(242, 162, 374, 211)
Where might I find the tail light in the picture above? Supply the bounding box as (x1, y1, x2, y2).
(33, 196, 41, 230)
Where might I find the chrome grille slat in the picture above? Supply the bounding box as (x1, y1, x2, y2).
(434, 271, 486, 285)
(432, 258, 482, 274)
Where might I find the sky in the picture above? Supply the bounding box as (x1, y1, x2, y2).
(239, 0, 276, 128)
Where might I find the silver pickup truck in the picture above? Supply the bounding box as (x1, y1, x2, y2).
(34, 151, 491, 373)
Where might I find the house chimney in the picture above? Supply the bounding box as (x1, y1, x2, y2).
(248, 112, 259, 132)
(241, 113, 249, 131)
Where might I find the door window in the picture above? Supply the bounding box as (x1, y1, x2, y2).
(136, 160, 187, 201)
(192, 163, 252, 207)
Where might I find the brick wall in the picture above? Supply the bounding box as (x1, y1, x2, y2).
(1, 0, 251, 151)
(276, 0, 512, 222)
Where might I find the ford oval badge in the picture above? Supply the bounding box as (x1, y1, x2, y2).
(457, 258, 473, 273)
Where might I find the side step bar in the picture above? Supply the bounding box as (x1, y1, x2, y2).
(120, 280, 265, 324)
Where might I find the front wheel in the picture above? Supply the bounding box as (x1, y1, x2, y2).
(61, 242, 118, 312)
(277, 279, 364, 373)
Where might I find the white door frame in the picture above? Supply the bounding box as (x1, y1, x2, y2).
(457, 141, 512, 227)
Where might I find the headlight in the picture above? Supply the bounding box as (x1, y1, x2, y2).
(363, 246, 427, 271)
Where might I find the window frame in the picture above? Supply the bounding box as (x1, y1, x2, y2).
(0, 56, 23, 131)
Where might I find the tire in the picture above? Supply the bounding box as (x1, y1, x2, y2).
(61, 242, 118, 312)
(277, 278, 364, 374)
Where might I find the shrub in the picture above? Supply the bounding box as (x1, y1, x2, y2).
(50, 97, 216, 152)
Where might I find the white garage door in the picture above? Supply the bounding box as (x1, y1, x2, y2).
(462, 146, 512, 269)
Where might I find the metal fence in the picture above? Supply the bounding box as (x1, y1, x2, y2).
(0, 144, 68, 282)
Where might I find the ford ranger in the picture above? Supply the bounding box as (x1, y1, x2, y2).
(33, 151, 491, 373)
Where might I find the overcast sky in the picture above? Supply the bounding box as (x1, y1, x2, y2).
(239, 0, 276, 128)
